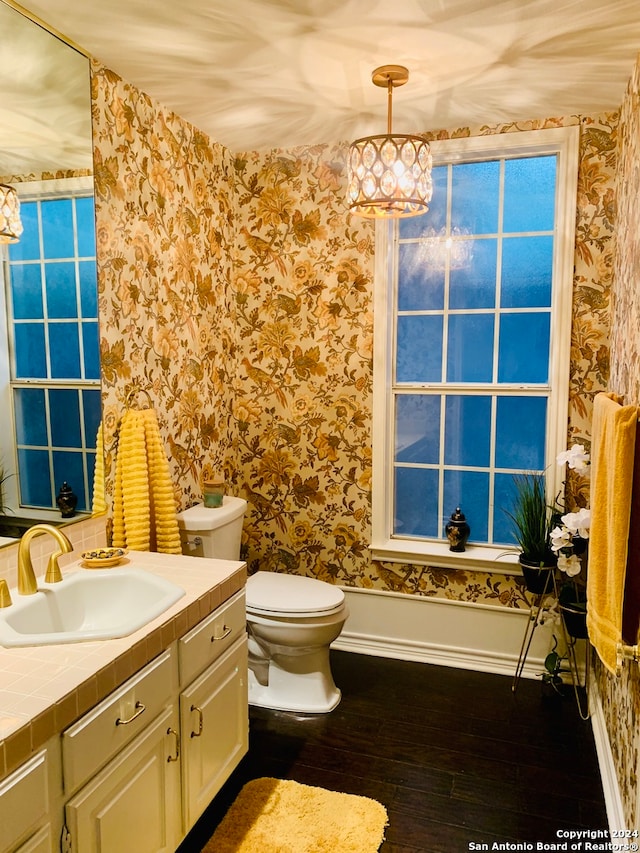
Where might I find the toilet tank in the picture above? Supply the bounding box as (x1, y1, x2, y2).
(177, 496, 247, 560)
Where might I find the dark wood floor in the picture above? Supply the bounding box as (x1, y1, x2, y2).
(178, 650, 607, 853)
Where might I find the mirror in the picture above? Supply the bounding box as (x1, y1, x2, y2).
(0, 0, 99, 541)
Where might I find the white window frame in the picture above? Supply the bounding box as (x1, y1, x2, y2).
(370, 125, 580, 574)
(0, 176, 99, 517)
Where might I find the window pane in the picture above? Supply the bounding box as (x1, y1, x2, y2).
(53, 451, 86, 511)
(76, 197, 96, 256)
(50, 389, 81, 447)
(14, 388, 48, 445)
(495, 396, 547, 470)
(10, 264, 43, 319)
(395, 395, 441, 463)
(396, 316, 443, 382)
(14, 323, 47, 378)
(503, 155, 556, 233)
(398, 243, 444, 311)
(394, 467, 439, 537)
(18, 449, 52, 506)
(446, 314, 494, 382)
(498, 313, 550, 383)
(8, 202, 39, 261)
(443, 470, 489, 541)
(501, 236, 553, 308)
(449, 239, 497, 309)
(83, 321, 100, 379)
(451, 161, 500, 234)
(45, 262, 78, 318)
(444, 395, 491, 467)
(41, 199, 74, 258)
(399, 165, 447, 236)
(83, 390, 102, 449)
(49, 323, 81, 378)
(79, 260, 98, 316)
(494, 473, 521, 545)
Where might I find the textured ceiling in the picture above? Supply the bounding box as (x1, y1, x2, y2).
(8, 0, 640, 158)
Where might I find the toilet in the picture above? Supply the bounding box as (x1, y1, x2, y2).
(177, 499, 348, 714)
(245, 571, 348, 714)
(177, 496, 248, 560)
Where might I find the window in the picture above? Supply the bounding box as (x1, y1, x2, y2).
(371, 126, 579, 571)
(0, 180, 101, 514)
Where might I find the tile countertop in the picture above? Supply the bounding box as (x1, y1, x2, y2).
(0, 550, 247, 781)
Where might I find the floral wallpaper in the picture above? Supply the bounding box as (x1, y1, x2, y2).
(233, 115, 614, 606)
(91, 62, 614, 609)
(596, 53, 640, 829)
(91, 52, 632, 827)
(91, 62, 238, 510)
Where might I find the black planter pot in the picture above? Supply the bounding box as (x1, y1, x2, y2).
(519, 556, 555, 595)
(559, 585, 588, 639)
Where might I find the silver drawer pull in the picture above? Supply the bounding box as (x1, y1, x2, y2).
(190, 704, 203, 738)
(211, 625, 232, 642)
(116, 701, 146, 726)
(167, 727, 180, 762)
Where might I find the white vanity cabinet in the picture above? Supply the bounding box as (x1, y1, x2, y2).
(57, 587, 248, 852)
(0, 750, 53, 853)
(61, 648, 181, 853)
(178, 589, 248, 830)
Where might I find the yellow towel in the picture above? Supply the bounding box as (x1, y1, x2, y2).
(586, 392, 638, 674)
(111, 408, 182, 555)
(91, 422, 108, 515)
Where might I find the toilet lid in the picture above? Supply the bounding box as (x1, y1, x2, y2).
(246, 572, 345, 615)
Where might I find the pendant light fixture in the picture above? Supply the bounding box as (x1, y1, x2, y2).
(347, 65, 432, 219)
(0, 183, 23, 243)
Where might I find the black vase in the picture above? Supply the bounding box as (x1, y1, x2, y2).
(445, 507, 470, 552)
(56, 482, 78, 518)
(519, 556, 555, 595)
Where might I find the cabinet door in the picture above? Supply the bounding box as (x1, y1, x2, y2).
(0, 750, 49, 853)
(180, 635, 248, 831)
(64, 706, 181, 853)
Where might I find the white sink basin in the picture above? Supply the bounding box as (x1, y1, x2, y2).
(0, 567, 185, 647)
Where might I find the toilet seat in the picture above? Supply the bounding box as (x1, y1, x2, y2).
(246, 572, 345, 618)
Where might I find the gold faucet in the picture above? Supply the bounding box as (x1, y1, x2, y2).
(18, 524, 74, 595)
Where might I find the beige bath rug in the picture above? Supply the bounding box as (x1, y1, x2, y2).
(202, 776, 388, 853)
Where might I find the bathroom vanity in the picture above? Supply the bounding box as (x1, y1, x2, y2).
(0, 551, 248, 853)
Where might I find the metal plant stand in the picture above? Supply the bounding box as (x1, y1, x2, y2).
(512, 576, 590, 720)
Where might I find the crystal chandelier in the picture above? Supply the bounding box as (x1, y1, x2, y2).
(0, 184, 23, 243)
(347, 65, 432, 219)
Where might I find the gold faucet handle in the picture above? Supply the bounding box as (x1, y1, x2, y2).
(0, 580, 12, 608)
(44, 550, 66, 584)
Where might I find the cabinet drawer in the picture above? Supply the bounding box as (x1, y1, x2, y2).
(62, 647, 176, 794)
(179, 589, 245, 686)
(0, 750, 48, 853)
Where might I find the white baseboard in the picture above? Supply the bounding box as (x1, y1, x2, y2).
(333, 585, 558, 679)
(589, 676, 626, 832)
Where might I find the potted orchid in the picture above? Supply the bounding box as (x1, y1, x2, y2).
(550, 444, 591, 638)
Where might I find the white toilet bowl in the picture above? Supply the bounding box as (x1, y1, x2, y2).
(246, 571, 348, 714)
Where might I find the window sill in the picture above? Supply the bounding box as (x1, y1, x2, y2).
(369, 537, 520, 575)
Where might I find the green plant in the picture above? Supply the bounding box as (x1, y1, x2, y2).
(541, 634, 571, 696)
(505, 472, 556, 566)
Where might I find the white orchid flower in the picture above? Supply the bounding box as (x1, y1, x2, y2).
(561, 508, 591, 539)
(556, 444, 590, 471)
(550, 525, 572, 553)
(558, 552, 582, 576)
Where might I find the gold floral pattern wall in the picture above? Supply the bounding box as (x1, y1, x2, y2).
(597, 54, 640, 830)
(234, 115, 615, 606)
(91, 62, 238, 507)
(91, 62, 614, 610)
